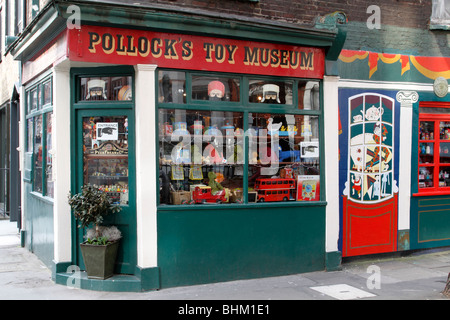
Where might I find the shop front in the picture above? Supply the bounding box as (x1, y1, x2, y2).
(11, 2, 346, 291)
(65, 24, 330, 289)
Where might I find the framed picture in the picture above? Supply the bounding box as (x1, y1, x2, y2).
(171, 165, 184, 180)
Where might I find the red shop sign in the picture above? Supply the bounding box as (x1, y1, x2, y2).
(67, 25, 325, 78)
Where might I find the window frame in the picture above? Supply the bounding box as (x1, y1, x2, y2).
(156, 68, 324, 208)
(25, 74, 53, 198)
(430, 0, 450, 30)
(417, 102, 450, 195)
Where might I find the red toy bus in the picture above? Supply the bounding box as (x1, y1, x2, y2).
(254, 178, 296, 202)
(192, 186, 227, 204)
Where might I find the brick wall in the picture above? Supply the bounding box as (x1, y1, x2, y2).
(114, 0, 432, 29)
(103, 0, 441, 56)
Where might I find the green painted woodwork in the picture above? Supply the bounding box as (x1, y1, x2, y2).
(22, 183, 54, 269)
(22, 74, 55, 269)
(157, 204, 326, 288)
(73, 108, 137, 275)
(410, 92, 450, 250)
(325, 251, 341, 271)
(70, 67, 137, 276)
(411, 196, 450, 248)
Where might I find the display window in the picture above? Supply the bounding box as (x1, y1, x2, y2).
(158, 71, 186, 104)
(249, 80, 292, 105)
(418, 115, 450, 191)
(417, 103, 450, 194)
(26, 75, 54, 198)
(192, 76, 240, 102)
(33, 114, 43, 193)
(78, 76, 133, 101)
(82, 115, 129, 205)
(46, 113, 54, 198)
(158, 69, 322, 205)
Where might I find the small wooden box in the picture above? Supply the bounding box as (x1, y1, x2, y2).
(171, 191, 191, 205)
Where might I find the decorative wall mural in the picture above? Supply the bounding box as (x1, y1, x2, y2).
(339, 91, 399, 257)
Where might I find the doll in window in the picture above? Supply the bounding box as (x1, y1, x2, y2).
(261, 84, 280, 104)
(86, 79, 107, 100)
(208, 81, 225, 101)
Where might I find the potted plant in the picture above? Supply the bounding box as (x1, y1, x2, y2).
(68, 185, 122, 280)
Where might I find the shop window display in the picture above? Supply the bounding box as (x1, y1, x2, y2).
(249, 80, 292, 104)
(158, 70, 322, 205)
(192, 76, 240, 102)
(33, 115, 43, 193)
(158, 71, 186, 103)
(82, 116, 129, 205)
(159, 109, 244, 204)
(46, 113, 54, 198)
(417, 105, 450, 192)
(247, 113, 320, 202)
(26, 75, 54, 198)
(79, 76, 133, 101)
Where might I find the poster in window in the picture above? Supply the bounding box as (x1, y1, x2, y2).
(296, 175, 320, 201)
(300, 141, 319, 158)
(97, 122, 119, 140)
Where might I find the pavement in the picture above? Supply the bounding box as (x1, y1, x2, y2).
(1, 218, 450, 301)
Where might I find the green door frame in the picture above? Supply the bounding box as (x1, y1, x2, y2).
(70, 67, 137, 274)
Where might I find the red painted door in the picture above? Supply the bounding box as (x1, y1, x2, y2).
(343, 194, 398, 257)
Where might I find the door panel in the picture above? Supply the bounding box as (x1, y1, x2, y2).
(75, 109, 136, 274)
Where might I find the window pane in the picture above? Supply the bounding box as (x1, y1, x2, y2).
(46, 113, 54, 198)
(247, 113, 320, 202)
(37, 84, 42, 109)
(83, 116, 129, 205)
(33, 115, 43, 193)
(43, 80, 52, 106)
(192, 76, 240, 102)
(420, 121, 435, 140)
(439, 167, 450, 187)
(249, 80, 293, 104)
(158, 71, 186, 103)
(298, 81, 320, 110)
(158, 109, 244, 205)
(27, 118, 33, 152)
(419, 166, 434, 188)
(440, 121, 450, 140)
(31, 88, 38, 111)
(79, 76, 132, 101)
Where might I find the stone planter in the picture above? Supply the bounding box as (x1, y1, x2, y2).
(80, 240, 120, 280)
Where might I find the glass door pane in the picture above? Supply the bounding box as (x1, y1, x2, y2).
(420, 121, 434, 140)
(82, 115, 129, 205)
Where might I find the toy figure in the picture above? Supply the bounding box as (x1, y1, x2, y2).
(261, 84, 280, 103)
(208, 171, 223, 195)
(162, 74, 172, 102)
(124, 118, 128, 133)
(86, 79, 107, 100)
(208, 81, 225, 101)
(267, 118, 282, 133)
